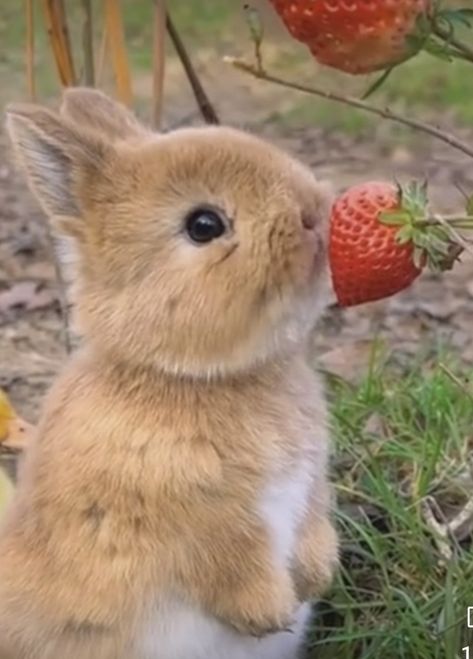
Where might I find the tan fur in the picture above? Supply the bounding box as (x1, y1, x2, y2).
(1, 89, 338, 659)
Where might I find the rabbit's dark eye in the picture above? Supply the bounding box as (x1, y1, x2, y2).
(185, 208, 225, 244)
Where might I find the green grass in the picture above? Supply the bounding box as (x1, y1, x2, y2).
(309, 349, 473, 658)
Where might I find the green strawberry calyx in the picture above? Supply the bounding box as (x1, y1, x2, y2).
(379, 180, 473, 272)
(409, 4, 473, 65)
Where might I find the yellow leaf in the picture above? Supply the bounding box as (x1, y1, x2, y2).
(0, 390, 33, 452)
(0, 390, 15, 442)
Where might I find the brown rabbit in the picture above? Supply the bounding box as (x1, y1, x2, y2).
(0, 89, 338, 659)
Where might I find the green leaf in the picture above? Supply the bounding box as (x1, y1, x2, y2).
(466, 195, 473, 216)
(379, 210, 411, 226)
(406, 34, 427, 53)
(400, 179, 430, 217)
(413, 246, 426, 270)
(395, 225, 415, 245)
(362, 67, 395, 100)
(425, 235, 452, 256)
(438, 9, 473, 28)
(422, 37, 454, 61)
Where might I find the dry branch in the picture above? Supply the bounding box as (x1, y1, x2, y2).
(104, 0, 132, 105)
(96, 21, 108, 87)
(225, 58, 473, 160)
(25, 0, 36, 99)
(167, 12, 219, 125)
(41, 0, 76, 86)
(152, 0, 167, 129)
(81, 0, 94, 86)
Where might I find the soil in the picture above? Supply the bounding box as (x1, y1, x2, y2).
(1, 56, 473, 424)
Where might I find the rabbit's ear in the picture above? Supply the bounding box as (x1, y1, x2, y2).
(6, 103, 108, 225)
(60, 88, 146, 140)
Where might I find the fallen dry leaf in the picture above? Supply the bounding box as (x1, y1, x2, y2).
(0, 389, 34, 453)
(363, 412, 387, 437)
(318, 340, 387, 383)
(0, 281, 57, 316)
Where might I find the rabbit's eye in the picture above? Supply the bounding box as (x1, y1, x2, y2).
(185, 209, 226, 244)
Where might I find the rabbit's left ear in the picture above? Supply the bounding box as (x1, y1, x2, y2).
(60, 88, 147, 141)
(6, 102, 108, 223)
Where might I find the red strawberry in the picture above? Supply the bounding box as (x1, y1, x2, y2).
(329, 181, 457, 307)
(269, 0, 432, 74)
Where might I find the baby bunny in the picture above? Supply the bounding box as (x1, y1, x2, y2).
(1, 89, 338, 659)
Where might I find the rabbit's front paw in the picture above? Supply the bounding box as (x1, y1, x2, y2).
(292, 516, 339, 602)
(222, 570, 298, 638)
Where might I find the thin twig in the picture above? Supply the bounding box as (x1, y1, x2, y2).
(25, 0, 36, 100)
(80, 0, 94, 86)
(96, 21, 108, 87)
(104, 0, 132, 105)
(414, 215, 473, 227)
(55, 0, 76, 85)
(41, 0, 69, 85)
(166, 11, 220, 125)
(224, 58, 473, 160)
(433, 213, 473, 257)
(434, 21, 473, 64)
(421, 496, 452, 561)
(152, 0, 166, 129)
(448, 498, 473, 539)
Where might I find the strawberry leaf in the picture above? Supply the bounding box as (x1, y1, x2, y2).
(438, 9, 473, 29)
(400, 180, 430, 217)
(413, 246, 426, 270)
(395, 225, 415, 245)
(379, 210, 411, 226)
(422, 37, 454, 61)
(362, 67, 395, 100)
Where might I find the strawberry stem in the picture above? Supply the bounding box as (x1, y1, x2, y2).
(224, 58, 473, 159)
(414, 216, 473, 227)
(433, 20, 473, 63)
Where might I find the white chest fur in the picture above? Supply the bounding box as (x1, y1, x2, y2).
(137, 600, 310, 659)
(136, 464, 313, 659)
(259, 459, 313, 567)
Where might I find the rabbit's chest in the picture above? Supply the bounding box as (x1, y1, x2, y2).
(258, 458, 313, 566)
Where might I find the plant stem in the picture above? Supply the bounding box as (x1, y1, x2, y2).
(414, 216, 473, 227)
(104, 0, 132, 105)
(80, 0, 94, 86)
(225, 58, 473, 160)
(25, 0, 36, 99)
(152, 0, 166, 129)
(433, 21, 473, 64)
(167, 11, 219, 125)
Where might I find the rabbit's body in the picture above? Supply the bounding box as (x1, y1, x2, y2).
(135, 600, 311, 659)
(1, 90, 338, 658)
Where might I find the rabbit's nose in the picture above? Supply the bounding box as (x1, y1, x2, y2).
(301, 212, 316, 230)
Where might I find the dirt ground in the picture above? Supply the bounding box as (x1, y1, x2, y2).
(2, 55, 473, 423)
